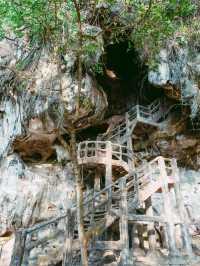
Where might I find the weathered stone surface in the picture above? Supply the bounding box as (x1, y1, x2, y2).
(0, 96, 22, 160)
(149, 44, 200, 117)
(0, 154, 75, 235)
(0, 37, 108, 265)
(0, 234, 15, 266)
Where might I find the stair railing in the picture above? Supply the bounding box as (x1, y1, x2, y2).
(11, 157, 176, 265)
(77, 141, 132, 167)
(99, 99, 164, 143)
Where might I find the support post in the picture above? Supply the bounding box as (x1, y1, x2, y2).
(145, 197, 157, 250)
(119, 177, 129, 265)
(94, 167, 101, 192)
(90, 188, 97, 250)
(171, 158, 193, 256)
(136, 104, 140, 120)
(106, 141, 112, 210)
(63, 209, 75, 266)
(158, 157, 178, 256)
(131, 223, 137, 255)
(22, 234, 31, 265)
(10, 230, 26, 266)
(137, 224, 145, 250)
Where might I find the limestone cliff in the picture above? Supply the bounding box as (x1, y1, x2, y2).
(0, 2, 200, 266)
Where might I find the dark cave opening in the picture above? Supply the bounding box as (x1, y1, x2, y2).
(96, 41, 164, 117)
(77, 124, 107, 141)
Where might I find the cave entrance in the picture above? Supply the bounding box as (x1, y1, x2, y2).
(79, 41, 164, 141)
(97, 41, 163, 117)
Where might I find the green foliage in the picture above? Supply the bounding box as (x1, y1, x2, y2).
(0, 0, 77, 45)
(178, 17, 200, 56)
(95, 0, 198, 63)
(165, 0, 196, 18)
(0, 0, 198, 65)
(91, 62, 104, 75)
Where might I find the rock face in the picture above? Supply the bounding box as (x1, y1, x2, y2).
(0, 35, 107, 223)
(149, 43, 200, 117)
(0, 96, 22, 160)
(0, 30, 200, 265)
(0, 235, 15, 266)
(0, 37, 107, 265)
(144, 41, 200, 171)
(0, 154, 75, 235)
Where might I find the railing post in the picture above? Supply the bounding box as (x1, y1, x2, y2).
(85, 141, 88, 158)
(119, 177, 129, 265)
(134, 172, 140, 208)
(10, 230, 26, 266)
(171, 158, 193, 256)
(77, 143, 80, 161)
(136, 104, 140, 119)
(106, 141, 112, 210)
(125, 112, 134, 172)
(90, 189, 98, 250)
(148, 102, 152, 120)
(158, 157, 178, 256)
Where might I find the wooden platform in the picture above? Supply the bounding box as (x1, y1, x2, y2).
(77, 140, 131, 173)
